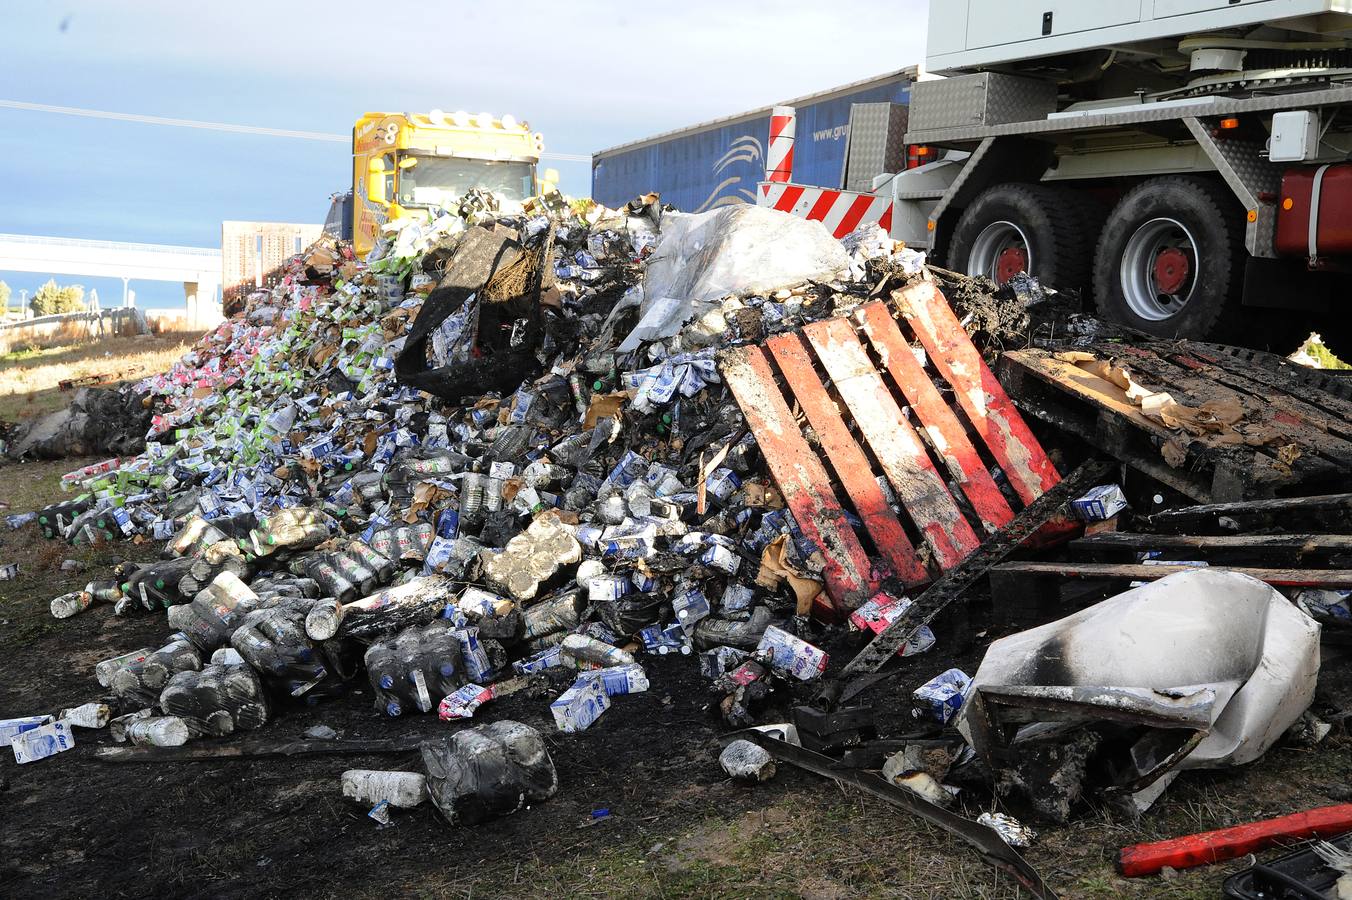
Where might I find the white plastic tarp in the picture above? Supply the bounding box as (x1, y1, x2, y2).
(614, 206, 849, 352)
(959, 569, 1320, 773)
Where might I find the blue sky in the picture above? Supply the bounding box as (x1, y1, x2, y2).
(1, 1, 926, 308)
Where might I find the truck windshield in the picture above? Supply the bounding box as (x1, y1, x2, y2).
(396, 156, 534, 207)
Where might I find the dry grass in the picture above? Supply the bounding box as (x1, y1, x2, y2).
(0, 330, 201, 422)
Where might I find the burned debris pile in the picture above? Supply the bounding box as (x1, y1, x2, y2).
(6, 192, 1352, 897)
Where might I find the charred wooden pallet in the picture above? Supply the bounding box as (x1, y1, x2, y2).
(721, 281, 1061, 614)
(999, 339, 1352, 503)
(59, 372, 120, 391)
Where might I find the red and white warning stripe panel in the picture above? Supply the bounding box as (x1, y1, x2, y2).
(759, 182, 894, 240)
(766, 105, 796, 184)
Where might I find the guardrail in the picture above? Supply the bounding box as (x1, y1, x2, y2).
(0, 308, 151, 354)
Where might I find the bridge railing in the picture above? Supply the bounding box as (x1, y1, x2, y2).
(0, 232, 221, 257)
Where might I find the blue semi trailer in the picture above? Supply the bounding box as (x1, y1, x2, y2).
(591, 69, 916, 213)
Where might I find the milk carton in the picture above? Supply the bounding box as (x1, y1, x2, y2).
(12, 721, 75, 764)
(755, 626, 829, 681)
(550, 676, 610, 732)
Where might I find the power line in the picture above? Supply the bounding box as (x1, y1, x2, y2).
(0, 99, 591, 163)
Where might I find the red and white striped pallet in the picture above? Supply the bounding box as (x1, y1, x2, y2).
(759, 181, 894, 240)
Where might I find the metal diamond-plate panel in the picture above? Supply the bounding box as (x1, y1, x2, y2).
(843, 102, 909, 192)
(1184, 117, 1285, 258)
(908, 73, 1058, 134)
(906, 84, 1352, 146)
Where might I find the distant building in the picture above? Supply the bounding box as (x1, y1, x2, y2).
(221, 221, 322, 315)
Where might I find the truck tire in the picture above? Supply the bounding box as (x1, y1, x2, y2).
(1093, 177, 1243, 340)
(948, 184, 1096, 291)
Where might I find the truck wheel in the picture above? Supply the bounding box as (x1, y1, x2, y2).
(1093, 177, 1242, 339)
(948, 184, 1096, 291)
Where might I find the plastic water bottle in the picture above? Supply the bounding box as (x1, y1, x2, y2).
(420, 622, 465, 696)
(59, 701, 111, 729)
(126, 716, 192, 747)
(340, 769, 427, 808)
(304, 598, 346, 641)
(346, 540, 395, 582)
(142, 639, 203, 689)
(95, 648, 153, 688)
(364, 645, 403, 717)
(305, 556, 356, 605)
(393, 633, 432, 713)
(50, 590, 94, 619)
(561, 634, 637, 668)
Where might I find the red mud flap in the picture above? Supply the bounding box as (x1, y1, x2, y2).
(720, 284, 1060, 616)
(1119, 803, 1352, 877)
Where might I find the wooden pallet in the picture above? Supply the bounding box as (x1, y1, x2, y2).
(1000, 339, 1352, 503)
(721, 282, 1061, 614)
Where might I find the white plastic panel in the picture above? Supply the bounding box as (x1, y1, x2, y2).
(927, 0, 1344, 75)
(927, 1, 970, 57)
(1154, 0, 1273, 17)
(965, 0, 1142, 50)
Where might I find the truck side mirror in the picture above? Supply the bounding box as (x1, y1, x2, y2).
(367, 159, 389, 206)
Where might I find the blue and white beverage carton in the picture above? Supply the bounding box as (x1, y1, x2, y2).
(704, 468, 742, 503)
(700, 544, 741, 575)
(756, 626, 829, 681)
(848, 591, 936, 657)
(587, 574, 631, 604)
(0, 714, 53, 746)
(457, 587, 512, 619)
(455, 627, 493, 682)
(638, 623, 691, 655)
(1071, 484, 1129, 522)
(630, 569, 658, 592)
(550, 676, 610, 733)
(438, 683, 494, 720)
(912, 668, 972, 724)
(672, 588, 711, 632)
(575, 524, 604, 549)
(12, 721, 75, 764)
(700, 647, 750, 679)
(513, 645, 565, 675)
(721, 582, 755, 613)
(580, 663, 650, 697)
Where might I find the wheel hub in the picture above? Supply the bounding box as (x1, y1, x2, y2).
(1153, 247, 1190, 296)
(995, 248, 1029, 286)
(1119, 217, 1201, 323)
(967, 221, 1033, 287)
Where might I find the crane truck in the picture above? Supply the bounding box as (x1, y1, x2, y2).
(346, 110, 556, 257)
(766, 1, 1352, 352)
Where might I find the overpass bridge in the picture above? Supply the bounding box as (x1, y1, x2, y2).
(0, 232, 222, 325)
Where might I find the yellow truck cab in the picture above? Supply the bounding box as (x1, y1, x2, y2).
(351, 110, 548, 257)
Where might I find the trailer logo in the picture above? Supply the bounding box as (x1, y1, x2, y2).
(693, 134, 763, 213)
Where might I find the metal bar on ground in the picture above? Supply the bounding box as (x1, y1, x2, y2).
(766, 332, 930, 587)
(1146, 493, 1352, 527)
(803, 316, 979, 569)
(1071, 532, 1352, 555)
(842, 459, 1108, 676)
(721, 345, 876, 611)
(855, 301, 1014, 534)
(892, 281, 1061, 505)
(94, 737, 422, 763)
(730, 730, 1057, 899)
